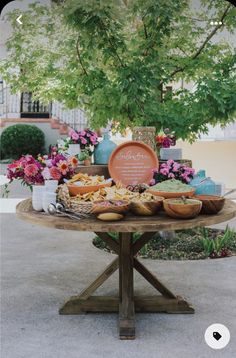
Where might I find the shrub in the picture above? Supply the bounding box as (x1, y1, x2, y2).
(1, 124, 45, 159)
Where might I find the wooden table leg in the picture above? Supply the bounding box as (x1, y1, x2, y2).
(119, 233, 135, 340)
(59, 257, 119, 314)
(59, 231, 193, 339)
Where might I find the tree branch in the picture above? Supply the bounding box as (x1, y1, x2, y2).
(142, 17, 148, 39)
(98, 19, 125, 68)
(161, 3, 232, 84)
(76, 35, 88, 76)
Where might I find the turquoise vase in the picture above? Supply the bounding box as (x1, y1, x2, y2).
(94, 132, 117, 165)
(190, 170, 216, 195)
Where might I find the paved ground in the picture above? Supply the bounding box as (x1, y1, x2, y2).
(1, 168, 236, 358)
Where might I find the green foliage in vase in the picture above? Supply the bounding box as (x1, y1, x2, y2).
(0, 0, 236, 140)
(78, 149, 91, 161)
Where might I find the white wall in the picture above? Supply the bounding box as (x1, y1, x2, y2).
(176, 140, 236, 188)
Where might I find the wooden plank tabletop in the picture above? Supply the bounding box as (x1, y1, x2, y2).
(16, 199, 236, 233)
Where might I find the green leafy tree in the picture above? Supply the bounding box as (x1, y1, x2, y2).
(0, 0, 236, 140)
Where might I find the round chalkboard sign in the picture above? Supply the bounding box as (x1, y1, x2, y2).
(108, 141, 159, 185)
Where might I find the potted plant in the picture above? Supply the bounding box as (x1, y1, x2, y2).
(4, 150, 78, 210)
(65, 128, 98, 159)
(150, 159, 195, 186)
(79, 149, 92, 166)
(155, 129, 182, 160)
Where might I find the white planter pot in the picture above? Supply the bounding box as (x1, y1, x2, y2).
(32, 185, 45, 211)
(160, 148, 182, 161)
(42, 191, 57, 213)
(67, 144, 81, 157)
(44, 180, 58, 193)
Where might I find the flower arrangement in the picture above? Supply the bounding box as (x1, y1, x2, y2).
(5, 148, 78, 195)
(150, 159, 195, 185)
(38, 149, 78, 181)
(68, 128, 98, 152)
(155, 128, 176, 149)
(6, 155, 44, 188)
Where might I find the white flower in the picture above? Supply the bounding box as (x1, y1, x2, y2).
(42, 167, 51, 180)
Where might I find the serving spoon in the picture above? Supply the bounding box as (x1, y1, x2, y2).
(48, 203, 90, 220)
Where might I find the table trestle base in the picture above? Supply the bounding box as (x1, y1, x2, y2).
(59, 231, 194, 339)
(59, 295, 194, 315)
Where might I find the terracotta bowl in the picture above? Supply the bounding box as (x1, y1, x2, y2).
(130, 196, 164, 216)
(67, 181, 112, 196)
(147, 188, 195, 199)
(193, 195, 225, 215)
(91, 200, 130, 215)
(163, 198, 202, 219)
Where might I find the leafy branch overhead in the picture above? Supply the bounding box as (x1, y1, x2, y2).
(0, 0, 236, 140)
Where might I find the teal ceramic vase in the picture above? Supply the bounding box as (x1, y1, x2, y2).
(190, 170, 216, 195)
(94, 132, 117, 165)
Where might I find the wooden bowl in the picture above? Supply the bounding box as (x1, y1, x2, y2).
(193, 195, 225, 215)
(147, 188, 195, 199)
(67, 181, 112, 196)
(91, 200, 130, 215)
(163, 198, 202, 219)
(130, 197, 164, 216)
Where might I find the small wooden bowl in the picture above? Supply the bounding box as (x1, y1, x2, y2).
(147, 188, 195, 199)
(193, 195, 225, 215)
(130, 197, 164, 216)
(67, 181, 112, 196)
(91, 200, 130, 215)
(163, 198, 202, 219)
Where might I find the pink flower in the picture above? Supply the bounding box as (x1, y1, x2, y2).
(42, 167, 51, 180)
(162, 137, 172, 148)
(149, 179, 156, 186)
(80, 137, 87, 145)
(69, 129, 80, 141)
(188, 168, 195, 175)
(90, 136, 97, 145)
(8, 161, 20, 173)
(160, 168, 169, 175)
(172, 163, 180, 172)
(49, 167, 61, 180)
(79, 130, 86, 136)
(69, 156, 78, 168)
(167, 159, 175, 166)
(24, 164, 39, 177)
(25, 155, 33, 163)
(57, 160, 69, 175)
(168, 173, 175, 178)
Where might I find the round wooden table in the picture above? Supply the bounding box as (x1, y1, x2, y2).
(16, 199, 236, 340)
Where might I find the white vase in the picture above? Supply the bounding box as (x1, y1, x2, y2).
(32, 185, 45, 211)
(67, 144, 81, 157)
(42, 191, 57, 213)
(44, 180, 58, 192)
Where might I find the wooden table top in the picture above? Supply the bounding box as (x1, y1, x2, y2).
(16, 199, 236, 233)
